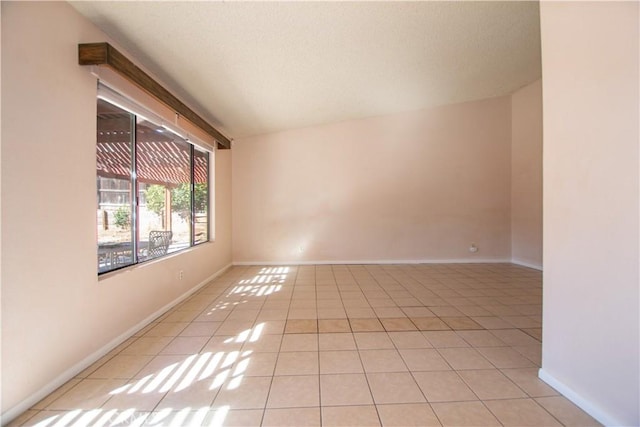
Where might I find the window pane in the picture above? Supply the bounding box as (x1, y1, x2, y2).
(194, 148, 209, 244)
(136, 119, 192, 260)
(96, 99, 135, 273)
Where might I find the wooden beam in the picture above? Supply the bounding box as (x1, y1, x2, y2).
(79, 42, 231, 149)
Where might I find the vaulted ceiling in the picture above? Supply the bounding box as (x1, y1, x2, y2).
(71, 1, 541, 140)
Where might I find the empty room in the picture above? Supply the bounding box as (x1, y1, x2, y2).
(1, 1, 638, 427)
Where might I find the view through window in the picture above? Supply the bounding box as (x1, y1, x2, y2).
(97, 97, 210, 274)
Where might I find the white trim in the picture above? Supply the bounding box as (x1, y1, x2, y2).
(1, 263, 232, 426)
(538, 369, 624, 427)
(233, 258, 512, 266)
(511, 258, 543, 271)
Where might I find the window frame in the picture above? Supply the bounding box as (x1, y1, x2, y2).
(96, 86, 214, 275)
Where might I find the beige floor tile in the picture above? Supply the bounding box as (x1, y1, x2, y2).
(422, 331, 470, 348)
(375, 307, 407, 318)
(376, 403, 442, 427)
(32, 379, 82, 409)
(484, 398, 562, 426)
(476, 346, 535, 368)
(367, 372, 426, 404)
(275, 351, 319, 375)
(457, 369, 527, 400)
(483, 305, 522, 316)
(288, 308, 318, 319)
(501, 315, 541, 328)
(501, 368, 559, 397)
(431, 401, 501, 426)
(285, 319, 318, 334)
(320, 351, 364, 374)
(349, 318, 385, 332)
(159, 336, 209, 355)
(513, 344, 542, 366)
(212, 375, 271, 409)
(457, 305, 493, 317)
(490, 328, 540, 346)
(440, 317, 484, 330)
(437, 347, 494, 370)
(267, 375, 320, 408)
(145, 408, 213, 426)
(132, 353, 194, 383)
(401, 307, 436, 317)
(280, 333, 318, 352)
(536, 396, 602, 426)
(318, 319, 351, 333)
(521, 327, 543, 341)
(102, 385, 165, 411)
(320, 373, 373, 406)
(155, 376, 219, 410)
(260, 320, 287, 335)
(411, 317, 450, 331)
(381, 318, 418, 332)
(14, 410, 82, 427)
(144, 322, 189, 337)
(242, 333, 283, 353)
(346, 307, 378, 318)
(360, 349, 408, 373)
(47, 379, 127, 410)
(388, 331, 433, 349)
(319, 333, 357, 351)
(202, 335, 244, 353)
(226, 309, 260, 322)
(400, 349, 451, 371)
(470, 316, 514, 329)
(214, 320, 255, 337)
(429, 306, 465, 317)
(263, 407, 321, 427)
(455, 330, 506, 347)
(321, 405, 381, 427)
(354, 332, 395, 349)
(208, 408, 264, 426)
(318, 307, 348, 319)
(236, 351, 278, 377)
(342, 297, 371, 308)
(11, 265, 556, 427)
(316, 298, 342, 307)
(368, 298, 397, 308)
(194, 309, 231, 323)
(257, 309, 289, 321)
(121, 336, 173, 355)
(4, 409, 38, 427)
(413, 371, 477, 402)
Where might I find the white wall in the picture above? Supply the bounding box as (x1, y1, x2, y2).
(540, 2, 639, 426)
(511, 80, 543, 269)
(232, 97, 512, 264)
(0, 2, 232, 418)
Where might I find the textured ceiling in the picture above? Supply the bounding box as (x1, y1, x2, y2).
(71, 1, 541, 139)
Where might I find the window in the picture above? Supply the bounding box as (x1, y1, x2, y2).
(96, 94, 211, 274)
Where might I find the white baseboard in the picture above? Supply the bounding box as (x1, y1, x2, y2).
(538, 369, 624, 427)
(1, 263, 232, 426)
(511, 258, 543, 270)
(233, 258, 512, 266)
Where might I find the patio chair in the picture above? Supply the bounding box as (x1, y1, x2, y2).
(146, 230, 173, 260)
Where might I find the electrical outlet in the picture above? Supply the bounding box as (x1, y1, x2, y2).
(469, 243, 479, 253)
(179, 270, 184, 280)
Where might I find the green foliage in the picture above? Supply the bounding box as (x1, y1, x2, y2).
(145, 185, 167, 217)
(113, 206, 131, 229)
(143, 183, 208, 220)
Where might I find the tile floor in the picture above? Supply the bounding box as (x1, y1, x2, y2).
(9, 264, 601, 426)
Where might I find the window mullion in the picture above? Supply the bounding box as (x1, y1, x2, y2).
(190, 144, 195, 247)
(131, 116, 139, 262)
